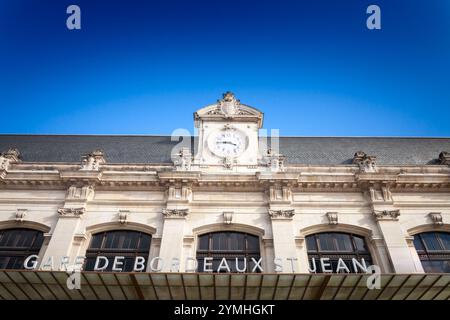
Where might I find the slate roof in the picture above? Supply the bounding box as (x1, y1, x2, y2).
(0, 135, 449, 165)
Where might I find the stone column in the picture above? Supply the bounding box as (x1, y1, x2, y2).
(268, 209, 299, 273)
(158, 208, 188, 272)
(373, 210, 422, 273)
(40, 184, 94, 270)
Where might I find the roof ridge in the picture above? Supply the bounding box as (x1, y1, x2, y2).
(0, 134, 450, 139)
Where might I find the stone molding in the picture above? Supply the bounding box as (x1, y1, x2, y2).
(57, 207, 86, 217)
(268, 209, 295, 220)
(162, 208, 189, 218)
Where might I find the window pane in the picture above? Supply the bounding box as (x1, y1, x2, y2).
(334, 233, 352, 251)
(306, 236, 317, 252)
(229, 233, 244, 250)
(139, 234, 151, 251)
(421, 233, 442, 251)
(354, 236, 368, 252)
(212, 233, 228, 250)
(317, 233, 336, 251)
(247, 235, 259, 251)
(198, 235, 209, 250)
(413, 236, 425, 251)
(438, 232, 450, 250)
(422, 260, 450, 273)
(90, 234, 103, 249)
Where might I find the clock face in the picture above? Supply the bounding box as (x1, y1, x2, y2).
(208, 130, 247, 158)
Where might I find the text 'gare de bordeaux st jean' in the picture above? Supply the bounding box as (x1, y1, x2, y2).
(0, 92, 449, 297)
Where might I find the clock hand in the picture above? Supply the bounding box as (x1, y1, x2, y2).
(219, 141, 237, 146)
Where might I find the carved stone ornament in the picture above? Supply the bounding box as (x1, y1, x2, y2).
(223, 156, 236, 169)
(80, 150, 105, 171)
(439, 151, 450, 165)
(118, 210, 129, 224)
(167, 185, 192, 202)
(15, 209, 27, 223)
(223, 211, 233, 225)
(373, 209, 400, 221)
(162, 208, 189, 218)
(0, 148, 21, 171)
(263, 148, 286, 172)
(428, 212, 443, 225)
(173, 147, 192, 171)
(268, 209, 295, 219)
(205, 92, 253, 117)
(268, 185, 292, 203)
(58, 207, 86, 217)
(353, 151, 377, 173)
(369, 186, 392, 203)
(67, 184, 95, 201)
(326, 212, 338, 225)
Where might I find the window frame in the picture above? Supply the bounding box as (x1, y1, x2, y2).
(0, 228, 45, 270)
(413, 232, 450, 273)
(305, 232, 373, 273)
(196, 231, 261, 273)
(84, 230, 152, 272)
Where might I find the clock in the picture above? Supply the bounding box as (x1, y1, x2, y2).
(208, 129, 247, 158)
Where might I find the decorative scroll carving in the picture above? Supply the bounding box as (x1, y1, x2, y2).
(0, 148, 21, 171)
(428, 212, 443, 225)
(58, 207, 86, 217)
(80, 150, 105, 171)
(223, 211, 233, 225)
(353, 151, 377, 173)
(173, 147, 192, 171)
(162, 208, 189, 218)
(326, 212, 338, 225)
(373, 209, 400, 221)
(268, 209, 295, 219)
(118, 210, 129, 224)
(439, 151, 450, 165)
(15, 209, 27, 223)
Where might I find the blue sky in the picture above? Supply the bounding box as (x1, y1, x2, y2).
(0, 0, 449, 136)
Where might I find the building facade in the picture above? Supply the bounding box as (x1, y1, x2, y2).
(0, 93, 450, 299)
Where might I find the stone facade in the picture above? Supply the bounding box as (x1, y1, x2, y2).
(0, 93, 449, 274)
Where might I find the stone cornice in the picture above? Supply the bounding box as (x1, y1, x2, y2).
(0, 164, 449, 191)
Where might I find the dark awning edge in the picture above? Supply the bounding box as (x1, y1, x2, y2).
(0, 271, 449, 300)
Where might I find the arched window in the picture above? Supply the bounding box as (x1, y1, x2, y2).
(196, 232, 260, 272)
(306, 232, 373, 273)
(84, 230, 151, 272)
(0, 228, 44, 270)
(413, 232, 450, 273)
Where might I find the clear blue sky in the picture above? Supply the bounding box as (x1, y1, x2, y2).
(1, 0, 449, 136)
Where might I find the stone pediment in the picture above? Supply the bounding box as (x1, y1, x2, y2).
(194, 92, 263, 128)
